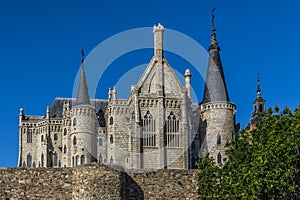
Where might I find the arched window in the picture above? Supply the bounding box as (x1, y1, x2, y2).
(99, 154, 103, 163)
(217, 152, 222, 164)
(73, 136, 77, 145)
(41, 153, 44, 167)
(143, 111, 156, 147)
(64, 128, 67, 136)
(217, 133, 221, 145)
(63, 145, 67, 154)
(53, 153, 58, 166)
(110, 135, 114, 144)
(80, 155, 85, 165)
(41, 134, 44, 142)
(76, 155, 79, 166)
(166, 112, 180, 147)
(73, 118, 76, 126)
(54, 133, 58, 141)
(27, 153, 32, 168)
(109, 116, 113, 125)
(27, 130, 32, 143)
(99, 138, 103, 146)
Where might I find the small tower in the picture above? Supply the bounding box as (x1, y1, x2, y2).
(251, 74, 266, 123)
(153, 23, 164, 60)
(199, 8, 237, 164)
(185, 69, 192, 99)
(70, 48, 97, 167)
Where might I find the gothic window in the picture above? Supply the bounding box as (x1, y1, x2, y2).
(73, 118, 76, 126)
(64, 128, 67, 136)
(142, 111, 156, 147)
(166, 112, 180, 147)
(53, 153, 58, 166)
(54, 133, 58, 141)
(41, 153, 44, 167)
(110, 156, 113, 164)
(63, 145, 67, 154)
(217, 133, 221, 145)
(217, 152, 222, 164)
(99, 138, 103, 146)
(27, 153, 32, 168)
(73, 136, 77, 145)
(109, 116, 113, 125)
(76, 155, 79, 166)
(80, 155, 85, 165)
(99, 154, 103, 163)
(110, 135, 114, 144)
(27, 129, 32, 143)
(41, 134, 44, 142)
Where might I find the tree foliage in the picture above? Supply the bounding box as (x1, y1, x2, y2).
(198, 106, 300, 199)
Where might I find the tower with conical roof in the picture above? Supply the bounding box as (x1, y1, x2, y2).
(199, 8, 237, 164)
(69, 48, 97, 167)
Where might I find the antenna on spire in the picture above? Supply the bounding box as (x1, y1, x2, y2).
(257, 73, 261, 94)
(81, 47, 85, 63)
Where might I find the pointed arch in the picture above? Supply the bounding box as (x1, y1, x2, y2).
(80, 155, 85, 165)
(27, 153, 32, 168)
(217, 152, 222, 164)
(166, 111, 180, 147)
(54, 133, 58, 141)
(109, 116, 113, 125)
(217, 133, 221, 145)
(142, 110, 156, 147)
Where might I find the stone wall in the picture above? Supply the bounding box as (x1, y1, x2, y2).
(0, 163, 198, 200)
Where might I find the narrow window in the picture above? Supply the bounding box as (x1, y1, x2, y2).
(110, 156, 113, 164)
(23, 161, 26, 168)
(80, 155, 85, 165)
(110, 135, 114, 144)
(166, 112, 180, 147)
(217, 133, 221, 145)
(99, 154, 103, 162)
(54, 133, 58, 141)
(27, 153, 32, 168)
(41, 134, 44, 142)
(63, 145, 67, 154)
(33, 161, 36, 168)
(76, 155, 79, 166)
(73, 136, 77, 145)
(217, 152, 222, 164)
(143, 111, 156, 147)
(259, 104, 263, 112)
(41, 153, 44, 167)
(53, 153, 58, 166)
(64, 128, 67, 136)
(73, 118, 76, 126)
(109, 116, 113, 125)
(72, 156, 74, 167)
(27, 130, 32, 143)
(99, 138, 103, 146)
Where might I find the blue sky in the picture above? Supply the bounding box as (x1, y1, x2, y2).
(0, 0, 299, 167)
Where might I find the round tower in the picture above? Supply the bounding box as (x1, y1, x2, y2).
(70, 48, 96, 166)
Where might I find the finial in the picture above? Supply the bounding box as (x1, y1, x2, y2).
(257, 73, 261, 94)
(81, 47, 85, 63)
(212, 8, 216, 32)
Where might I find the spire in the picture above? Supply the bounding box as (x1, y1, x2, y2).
(251, 74, 266, 122)
(202, 8, 229, 103)
(256, 73, 261, 94)
(75, 48, 91, 106)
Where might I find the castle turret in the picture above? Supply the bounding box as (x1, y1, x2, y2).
(70, 48, 96, 166)
(199, 8, 236, 164)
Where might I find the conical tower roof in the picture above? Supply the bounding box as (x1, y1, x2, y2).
(75, 48, 90, 106)
(202, 8, 230, 103)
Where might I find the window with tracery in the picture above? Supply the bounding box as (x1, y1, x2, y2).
(27, 129, 32, 143)
(142, 111, 156, 147)
(166, 112, 180, 147)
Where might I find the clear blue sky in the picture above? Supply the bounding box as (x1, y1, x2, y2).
(0, 0, 299, 167)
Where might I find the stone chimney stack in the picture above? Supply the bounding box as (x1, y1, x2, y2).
(184, 69, 192, 99)
(153, 23, 164, 59)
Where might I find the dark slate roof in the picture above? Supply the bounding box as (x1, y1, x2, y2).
(75, 65, 91, 106)
(202, 25, 230, 104)
(48, 98, 108, 118)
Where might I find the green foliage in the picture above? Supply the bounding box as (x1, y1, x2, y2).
(198, 106, 300, 199)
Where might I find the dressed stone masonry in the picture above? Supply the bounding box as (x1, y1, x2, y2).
(18, 20, 239, 169)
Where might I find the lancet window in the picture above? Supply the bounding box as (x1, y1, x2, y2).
(142, 111, 156, 147)
(166, 112, 180, 147)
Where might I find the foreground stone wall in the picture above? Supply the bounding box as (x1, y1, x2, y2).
(0, 163, 198, 200)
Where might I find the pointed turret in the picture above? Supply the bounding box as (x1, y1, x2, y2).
(75, 48, 90, 106)
(251, 74, 265, 123)
(202, 8, 229, 103)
